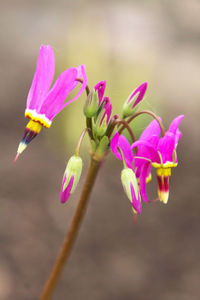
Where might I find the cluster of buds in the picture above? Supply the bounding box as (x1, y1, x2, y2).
(15, 44, 184, 219)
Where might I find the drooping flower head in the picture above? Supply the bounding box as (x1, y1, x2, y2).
(131, 115, 184, 203)
(14, 44, 87, 161)
(151, 115, 184, 203)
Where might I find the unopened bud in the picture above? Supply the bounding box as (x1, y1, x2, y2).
(121, 168, 142, 214)
(84, 90, 99, 118)
(93, 97, 112, 137)
(122, 82, 147, 118)
(60, 155, 83, 203)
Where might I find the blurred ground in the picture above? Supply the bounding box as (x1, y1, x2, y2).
(0, 0, 200, 300)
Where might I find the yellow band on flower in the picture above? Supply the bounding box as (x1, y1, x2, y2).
(26, 120, 43, 134)
(152, 161, 177, 169)
(25, 109, 52, 128)
(156, 167, 171, 177)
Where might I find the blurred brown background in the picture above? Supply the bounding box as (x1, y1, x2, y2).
(0, 0, 200, 299)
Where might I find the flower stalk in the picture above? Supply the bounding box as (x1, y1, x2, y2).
(39, 157, 101, 300)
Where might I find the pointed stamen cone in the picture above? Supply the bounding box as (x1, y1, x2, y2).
(14, 120, 43, 161)
(13, 153, 20, 163)
(156, 168, 171, 204)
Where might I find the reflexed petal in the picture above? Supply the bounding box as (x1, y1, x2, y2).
(110, 132, 133, 168)
(168, 115, 184, 134)
(131, 140, 160, 162)
(63, 64, 87, 107)
(158, 132, 175, 164)
(26, 44, 55, 110)
(139, 161, 151, 202)
(40, 68, 77, 119)
(130, 183, 142, 214)
(175, 128, 182, 146)
(140, 119, 161, 141)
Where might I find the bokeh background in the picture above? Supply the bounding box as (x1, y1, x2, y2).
(1, 0, 200, 299)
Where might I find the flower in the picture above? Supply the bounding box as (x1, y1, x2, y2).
(131, 115, 184, 203)
(14, 44, 87, 161)
(60, 155, 83, 203)
(122, 82, 147, 118)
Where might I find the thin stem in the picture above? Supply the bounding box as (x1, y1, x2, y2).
(74, 128, 89, 156)
(116, 119, 136, 143)
(86, 117, 93, 139)
(76, 78, 90, 96)
(39, 158, 101, 300)
(119, 110, 165, 137)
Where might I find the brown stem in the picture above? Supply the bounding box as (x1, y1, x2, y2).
(39, 158, 101, 300)
(76, 78, 90, 96)
(116, 120, 136, 143)
(120, 110, 165, 137)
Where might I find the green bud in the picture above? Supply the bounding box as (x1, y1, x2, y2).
(121, 168, 141, 214)
(84, 90, 99, 118)
(63, 155, 83, 194)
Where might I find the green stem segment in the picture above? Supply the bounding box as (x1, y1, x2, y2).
(39, 158, 101, 300)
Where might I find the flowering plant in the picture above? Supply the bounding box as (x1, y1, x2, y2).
(15, 45, 184, 300)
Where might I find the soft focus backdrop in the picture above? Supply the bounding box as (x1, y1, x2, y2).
(1, 0, 200, 299)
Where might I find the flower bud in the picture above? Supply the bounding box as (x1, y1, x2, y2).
(60, 155, 83, 203)
(121, 168, 142, 214)
(84, 89, 99, 118)
(93, 97, 112, 137)
(122, 82, 147, 118)
(94, 80, 106, 104)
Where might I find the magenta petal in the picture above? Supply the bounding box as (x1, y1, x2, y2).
(130, 183, 142, 214)
(110, 132, 133, 168)
(94, 80, 106, 104)
(139, 162, 151, 202)
(60, 175, 74, 203)
(128, 82, 148, 108)
(168, 115, 184, 134)
(40, 68, 77, 120)
(26, 44, 55, 110)
(140, 119, 161, 141)
(110, 132, 120, 159)
(131, 140, 160, 162)
(175, 128, 182, 146)
(63, 64, 87, 107)
(158, 132, 175, 163)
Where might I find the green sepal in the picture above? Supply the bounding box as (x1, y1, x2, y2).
(94, 136, 109, 161)
(84, 90, 99, 118)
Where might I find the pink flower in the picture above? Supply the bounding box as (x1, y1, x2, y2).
(15, 44, 87, 161)
(26, 44, 87, 128)
(131, 115, 184, 203)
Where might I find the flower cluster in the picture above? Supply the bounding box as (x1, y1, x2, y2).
(15, 44, 184, 218)
(111, 114, 184, 214)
